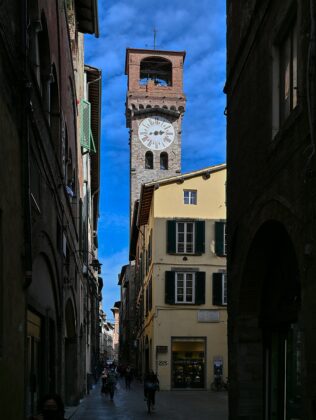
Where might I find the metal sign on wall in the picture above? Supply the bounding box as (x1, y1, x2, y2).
(197, 310, 220, 322)
(156, 345, 168, 353)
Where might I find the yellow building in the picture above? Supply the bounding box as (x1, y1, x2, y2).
(130, 164, 227, 390)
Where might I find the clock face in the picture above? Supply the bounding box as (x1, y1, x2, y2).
(138, 116, 175, 150)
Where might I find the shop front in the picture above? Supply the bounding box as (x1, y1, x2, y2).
(171, 337, 206, 389)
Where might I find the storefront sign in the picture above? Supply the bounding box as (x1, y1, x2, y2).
(197, 310, 220, 322)
(156, 345, 168, 353)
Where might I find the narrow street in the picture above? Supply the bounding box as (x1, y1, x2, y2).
(72, 378, 228, 420)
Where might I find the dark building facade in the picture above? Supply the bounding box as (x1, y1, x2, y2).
(0, 1, 100, 418)
(226, 0, 315, 419)
(118, 264, 136, 367)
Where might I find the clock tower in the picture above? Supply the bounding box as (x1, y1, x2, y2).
(125, 48, 186, 216)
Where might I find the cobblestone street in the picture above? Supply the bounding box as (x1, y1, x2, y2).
(71, 379, 228, 420)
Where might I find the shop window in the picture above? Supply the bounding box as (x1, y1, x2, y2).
(215, 221, 227, 256)
(212, 273, 227, 306)
(140, 56, 172, 86)
(167, 220, 205, 255)
(165, 271, 205, 305)
(172, 338, 206, 389)
(184, 190, 197, 205)
(272, 15, 298, 137)
(145, 151, 153, 169)
(160, 152, 168, 170)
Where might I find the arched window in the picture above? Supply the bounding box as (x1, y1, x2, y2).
(140, 57, 172, 86)
(145, 151, 153, 169)
(160, 152, 168, 170)
(38, 14, 51, 118)
(50, 65, 60, 149)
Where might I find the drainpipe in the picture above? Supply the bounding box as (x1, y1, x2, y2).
(22, 0, 33, 291)
(22, 1, 33, 417)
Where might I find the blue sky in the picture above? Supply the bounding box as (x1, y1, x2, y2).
(84, 0, 226, 320)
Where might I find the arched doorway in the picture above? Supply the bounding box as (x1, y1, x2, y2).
(27, 254, 57, 416)
(238, 221, 301, 419)
(65, 298, 78, 405)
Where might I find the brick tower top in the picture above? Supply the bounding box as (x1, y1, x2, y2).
(125, 48, 187, 223)
(125, 48, 186, 128)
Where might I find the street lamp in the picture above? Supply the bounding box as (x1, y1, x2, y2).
(90, 258, 102, 273)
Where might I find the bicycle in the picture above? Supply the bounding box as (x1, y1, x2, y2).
(211, 375, 227, 391)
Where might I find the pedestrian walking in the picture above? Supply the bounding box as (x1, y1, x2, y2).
(107, 368, 118, 401)
(101, 367, 108, 395)
(125, 365, 133, 390)
(144, 370, 159, 410)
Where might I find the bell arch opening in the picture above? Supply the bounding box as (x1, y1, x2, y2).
(140, 56, 172, 87)
(145, 151, 153, 169)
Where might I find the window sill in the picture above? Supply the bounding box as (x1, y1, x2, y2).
(168, 303, 204, 306)
(168, 253, 203, 257)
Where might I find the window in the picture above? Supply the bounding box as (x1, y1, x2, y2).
(279, 21, 297, 124)
(139, 56, 172, 86)
(146, 277, 152, 315)
(148, 230, 152, 266)
(165, 271, 205, 305)
(145, 151, 153, 169)
(160, 152, 168, 170)
(176, 222, 195, 253)
(212, 273, 227, 306)
(175, 272, 195, 303)
(167, 220, 205, 255)
(184, 190, 197, 205)
(215, 221, 227, 256)
(272, 17, 298, 136)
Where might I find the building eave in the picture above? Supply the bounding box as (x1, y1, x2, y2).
(137, 163, 227, 227)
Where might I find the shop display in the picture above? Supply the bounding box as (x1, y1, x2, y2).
(172, 351, 205, 388)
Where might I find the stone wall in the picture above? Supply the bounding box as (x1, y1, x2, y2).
(226, 0, 315, 418)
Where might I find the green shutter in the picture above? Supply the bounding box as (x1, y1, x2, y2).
(195, 272, 205, 304)
(195, 221, 205, 254)
(167, 221, 176, 254)
(165, 271, 175, 304)
(213, 273, 223, 305)
(149, 278, 152, 311)
(145, 286, 149, 316)
(215, 221, 225, 256)
(80, 99, 96, 153)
